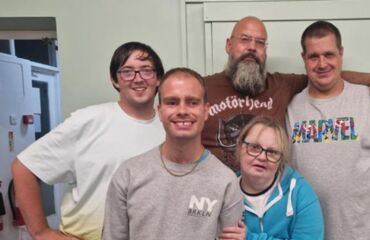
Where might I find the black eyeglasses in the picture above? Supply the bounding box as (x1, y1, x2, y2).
(117, 68, 156, 81)
(243, 141, 282, 163)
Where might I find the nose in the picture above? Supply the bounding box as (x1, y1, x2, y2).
(247, 41, 257, 52)
(317, 55, 328, 68)
(132, 71, 144, 82)
(256, 150, 268, 162)
(177, 102, 189, 115)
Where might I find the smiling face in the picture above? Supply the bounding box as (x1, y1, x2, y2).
(112, 50, 159, 114)
(158, 72, 209, 143)
(302, 34, 344, 98)
(239, 123, 280, 191)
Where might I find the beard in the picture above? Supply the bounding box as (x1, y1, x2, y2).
(224, 52, 267, 96)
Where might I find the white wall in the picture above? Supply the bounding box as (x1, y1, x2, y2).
(0, 0, 184, 117)
(185, 0, 370, 76)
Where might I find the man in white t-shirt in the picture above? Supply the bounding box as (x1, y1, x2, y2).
(11, 42, 165, 240)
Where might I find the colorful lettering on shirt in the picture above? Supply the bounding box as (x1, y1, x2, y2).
(292, 117, 358, 143)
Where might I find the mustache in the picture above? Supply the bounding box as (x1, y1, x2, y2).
(237, 52, 260, 65)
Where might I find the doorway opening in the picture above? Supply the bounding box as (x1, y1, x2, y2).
(0, 17, 61, 240)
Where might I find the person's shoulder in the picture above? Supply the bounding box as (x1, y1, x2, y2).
(117, 146, 159, 172)
(74, 102, 117, 114)
(110, 146, 158, 184)
(207, 152, 237, 179)
(43, 102, 117, 134)
(288, 87, 308, 107)
(71, 103, 121, 126)
(204, 71, 223, 79)
(282, 166, 303, 181)
(282, 167, 318, 198)
(267, 72, 307, 82)
(71, 102, 118, 119)
(204, 71, 226, 84)
(345, 81, 370, 93)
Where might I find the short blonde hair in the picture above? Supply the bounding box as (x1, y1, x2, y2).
(236, 115, 290, 173)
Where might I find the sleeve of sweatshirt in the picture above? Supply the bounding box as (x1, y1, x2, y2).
(219, 177, 244, 229)
(102, 165, 130, 240)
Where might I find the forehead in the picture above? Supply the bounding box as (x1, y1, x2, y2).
(245, 124, 277, 144)
(122, 50, 154, 67)
(161, 73, 204, 97)
(232, 19, 267, 39)
(304, 34, 339, 53)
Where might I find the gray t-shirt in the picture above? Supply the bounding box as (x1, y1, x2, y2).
(102, 146, 243, 240)
(286, 81, 370, 240)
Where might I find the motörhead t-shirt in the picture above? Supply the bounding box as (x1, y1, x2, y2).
(202, 72, 307, 171)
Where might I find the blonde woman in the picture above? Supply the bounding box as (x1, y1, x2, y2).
(219, 116, 323, 240)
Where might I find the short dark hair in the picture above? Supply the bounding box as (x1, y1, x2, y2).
(301, 20, 342, 53)
(110, 42, 164, 91)
(158, 67, 208, 104)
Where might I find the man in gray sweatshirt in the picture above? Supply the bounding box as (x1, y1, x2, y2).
(102, 67, 244, 240)
(286, 21, 370, 240)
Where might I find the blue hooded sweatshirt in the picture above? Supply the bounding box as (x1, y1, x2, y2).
(243, 166, 324, 240)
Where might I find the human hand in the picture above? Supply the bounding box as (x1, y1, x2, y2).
(33, 228, 81, 240)
(218, 220, 246, 240)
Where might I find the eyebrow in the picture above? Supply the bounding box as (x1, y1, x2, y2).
(162, 96, 178, 101)
(162, 96, 202, 102)
(307, 50, 336, 58)
(124, 64, 153, 67)
(185, 96, 202, 101)
(248, 141, 279, 150)
(239, 33, 266, 40)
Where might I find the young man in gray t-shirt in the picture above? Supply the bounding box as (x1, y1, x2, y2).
(103, 68, 244, 240)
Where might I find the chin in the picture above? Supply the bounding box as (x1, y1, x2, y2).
(133, 97, 153, 105)
(171, 133, 198, 141)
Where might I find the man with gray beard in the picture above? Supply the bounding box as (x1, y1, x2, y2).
(202, 16, 370, 172)
(224, 52, 266, 96)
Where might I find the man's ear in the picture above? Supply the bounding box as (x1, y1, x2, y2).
(204, 102, 210, 121)
(111, 79, 120, 89)
(157, 103, 163, 122)
(225, 38, 232, 55)
(339, 47, 344, 57)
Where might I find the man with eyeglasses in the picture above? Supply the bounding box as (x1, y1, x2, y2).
(12, 42, 165, 240)
(202, 16, 370, 172)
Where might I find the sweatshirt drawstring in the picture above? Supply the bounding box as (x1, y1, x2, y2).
(286, 178, 296, 216)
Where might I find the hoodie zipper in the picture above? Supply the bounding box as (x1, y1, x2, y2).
(259, 217, 264, 232)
